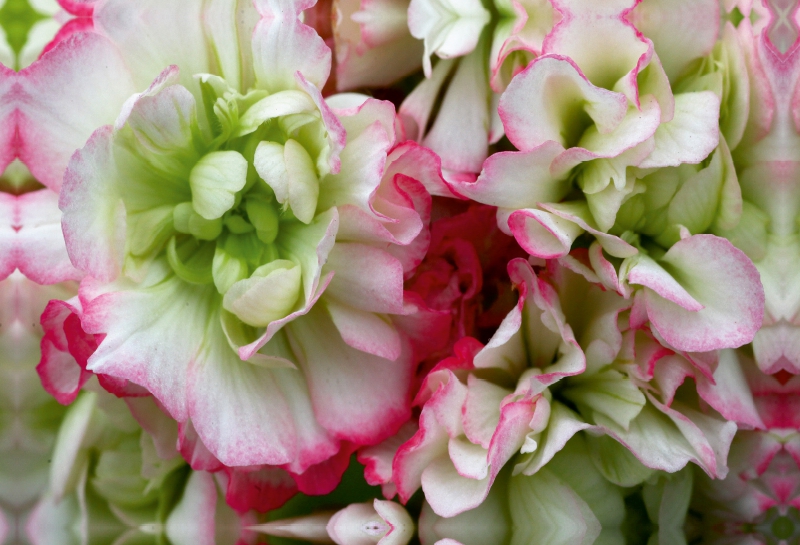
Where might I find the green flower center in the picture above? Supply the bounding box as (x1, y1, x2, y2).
(119, 75, 335, 330)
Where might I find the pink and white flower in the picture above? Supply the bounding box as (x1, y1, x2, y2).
(37, 3, 442, 482)
(380, 256, 761, 517)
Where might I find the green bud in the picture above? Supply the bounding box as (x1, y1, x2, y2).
(222, 260, 302, 327)
(224, 213, 254, 234)
(189, 150, 248, 220)
(173, 202, 223, 240)
(246, 196, 280, 244)
(212, 245, 250, 294)
(166, 236, 214, 285)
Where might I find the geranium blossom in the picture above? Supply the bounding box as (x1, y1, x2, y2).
(35, 2, 444, 480)
(369, 256, 761, 517)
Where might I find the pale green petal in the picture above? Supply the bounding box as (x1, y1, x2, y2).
(189, 151, 248, 220)
(222, 260, 302, 327)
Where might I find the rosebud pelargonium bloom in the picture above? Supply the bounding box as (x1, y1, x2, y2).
(56, 4, 441, 473)
(451, 30, 763, 351)
(453, 32, 725, 237)
(379, 257, 761, 518)
(447, 10, 764, 344)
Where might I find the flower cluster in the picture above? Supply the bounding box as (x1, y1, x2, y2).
(0, 0, 799, 543)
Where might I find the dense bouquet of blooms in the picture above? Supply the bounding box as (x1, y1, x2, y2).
(1, 0, 799, 543)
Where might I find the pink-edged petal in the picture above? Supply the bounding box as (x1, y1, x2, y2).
(295, 72, 347, 175)
(290, 442, 357, 495)
(588, 241, 629, 296)
(650, 395, 736, 479)
(483, 393, 537, 463)
(59, 126, 126, 282)
(627, 254, 704, 312)
(543, 1, 650, 92)
(318, 98, 393, 212)
(17, 33, 136, 191)
(177, 420, 224, 472)
(374, 174, 432, 274)
(225, 466, 297, 514)
(16, 189, 83, 284)
(358, 421, 417, 497)
(419, 370, 469, 437)
(37, 298, 92, 405)
(539, 202, 639, 258)
(82, 269, 215, 422)
(335, 173, 431, 274)
(252, 16, 331, 93)
(324, 242, 405, 314)
(326, 499, 414, 545)
(373, 500, 416, 545)
(393, 404, 449, 504)
(38, 334, 88, 406)
(385, 141, 451, 199)
(288, 304, 414, 448)
(37, 17, 94, 63)
(478, 258, 585, 382)
(326, 299, 402, 360)
(694, 349, 763, 429)
(598, 399, 736, 478)
(752, 322, 800, 374)
(190, 326, 340, 468)
(498, 55, 629, 152)
(508, 208, 583, 259)
(187, 340, 302, 466)
(450, 141, 569, 210)
(549, 95, 662, 175)
(636, 235, 765, 352)
(462, 376, 507, 449)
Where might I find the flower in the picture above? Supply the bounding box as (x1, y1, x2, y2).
(50, 3, 442, 477)
(382, 256, 760, 517)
